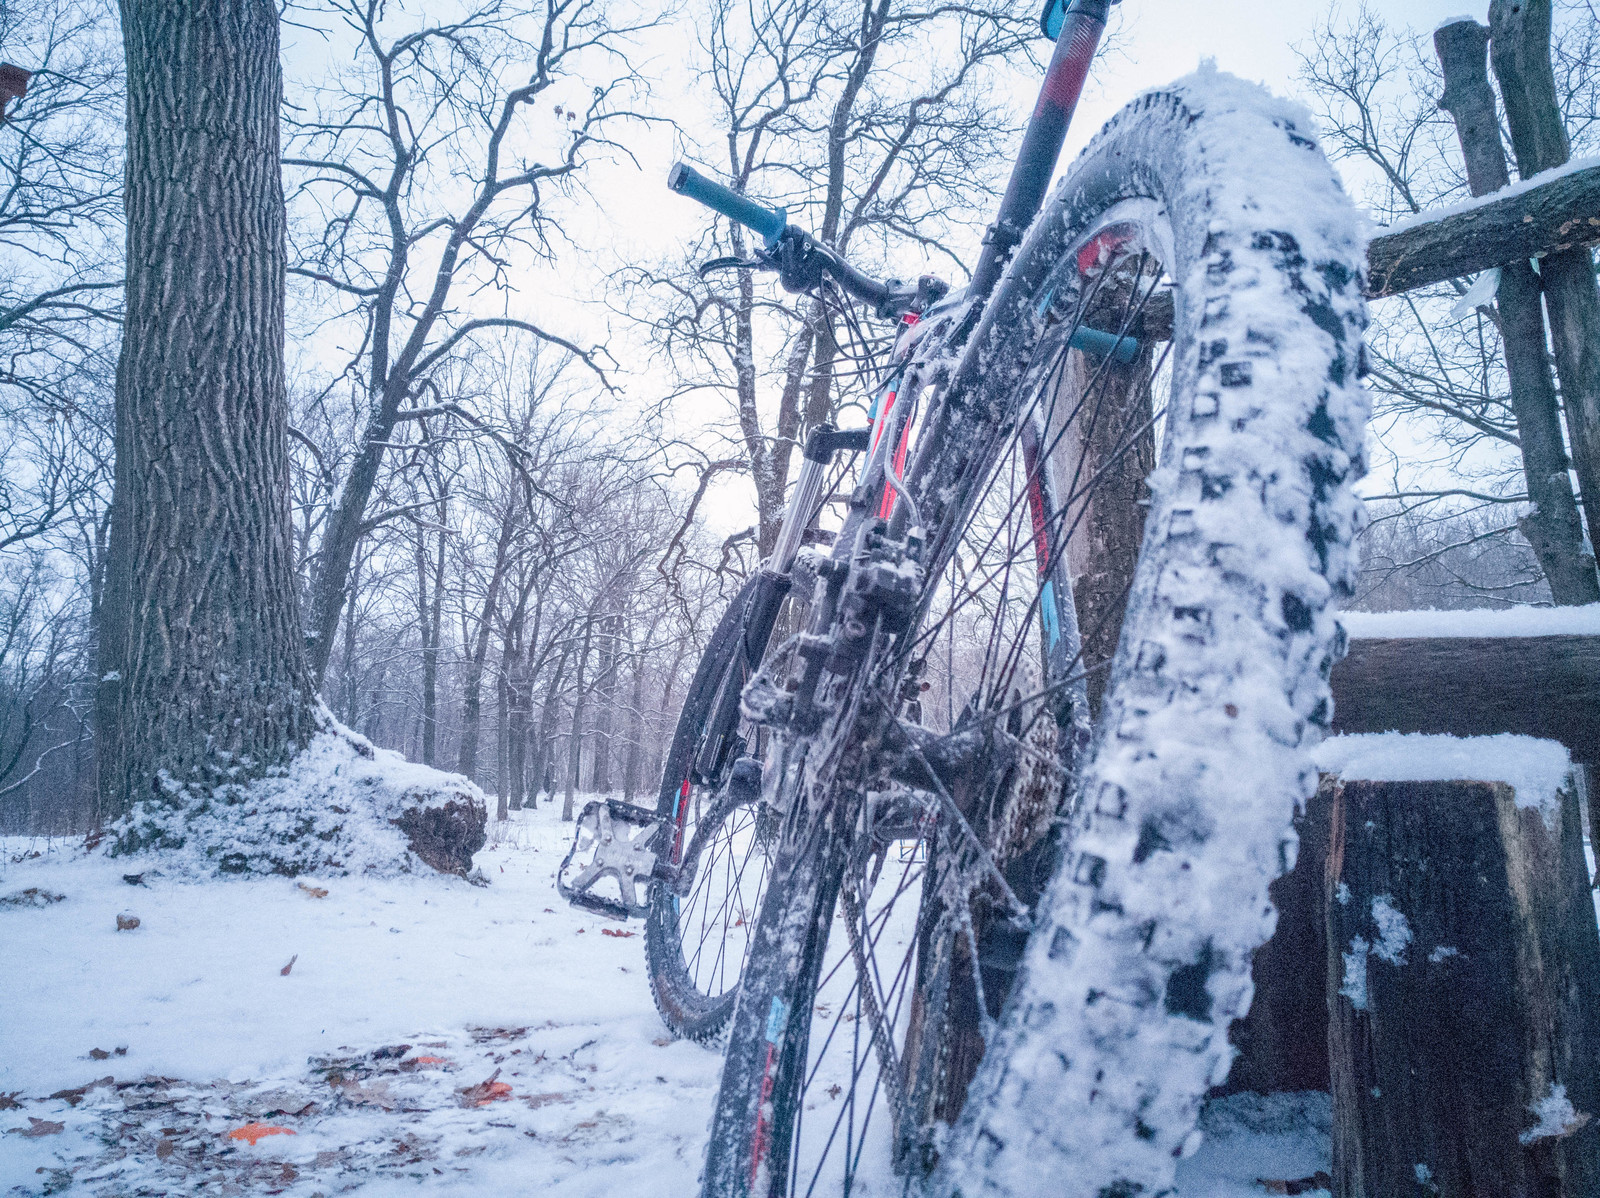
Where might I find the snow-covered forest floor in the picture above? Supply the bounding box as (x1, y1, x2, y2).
(2, 802, 1331, 1197)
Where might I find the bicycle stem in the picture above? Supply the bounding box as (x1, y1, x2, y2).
(966, 0, 1113, 303)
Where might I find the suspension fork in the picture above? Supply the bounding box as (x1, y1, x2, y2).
(693, 424, 872, 782)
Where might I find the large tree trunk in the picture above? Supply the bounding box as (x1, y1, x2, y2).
(1489, 0, 1600, 558)
(98, 0, 315, 832)
(456, 512, 514, 781)
(1435, 20, 1599, 604)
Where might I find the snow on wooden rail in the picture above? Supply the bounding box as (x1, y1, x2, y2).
(1328, 605, 1600, 763)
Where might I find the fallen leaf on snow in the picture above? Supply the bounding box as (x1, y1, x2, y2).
(458, 1070, 513, 1108)
(0, 887, 64, 908)
(280, 954, 298, 977)
(122, 873, 145, 886)
(87, 1046, 127, 1061)
(155, 1138, 175, 1159)
(296, 883, 329, 899)
(7, 1118, 65, 1137)
(116, 913, 140, 931)
(0, 1093, 20, 1110)
(651, 1037, 672, 1047)
(50, 1077, 113, 1106)
(225, 1122, 296, 1146)
(600, 928, 635, 938)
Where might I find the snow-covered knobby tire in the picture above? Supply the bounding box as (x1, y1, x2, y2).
(932, 71, 1369, 1197)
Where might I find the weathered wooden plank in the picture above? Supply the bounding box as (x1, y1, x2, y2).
(1327, 775, 1600, 1196)
(1329, 635, 1600, 763)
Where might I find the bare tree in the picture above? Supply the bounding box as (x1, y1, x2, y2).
(281, 0, 650, 683)
(630, 0, 1036, 561)
(1297, 2, 1600, 604)
(99, 0, 317, 834)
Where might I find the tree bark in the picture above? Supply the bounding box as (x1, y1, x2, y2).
(1048, 342, 1156, 715)
(1327, 775, 1600, 1197)
(456, 510, 515, 781)
(1363, 163, 1600, 299)
(98, 0, 315, 831)
(495, 659, 509, 821)
(1490, 0, 1600, 561)
(1435, 20, 1599, 604)
(530, 638, 572, 809)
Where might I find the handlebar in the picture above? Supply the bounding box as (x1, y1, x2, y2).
(667, 163, 787, 250)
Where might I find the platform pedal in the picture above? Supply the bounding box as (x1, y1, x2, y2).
(556, 799, 671, 919)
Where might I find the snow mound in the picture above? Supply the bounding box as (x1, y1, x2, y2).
(1314, 732, 1572, 820)
(1341, 603, 1600, 639)
(113, 722, 488, 879)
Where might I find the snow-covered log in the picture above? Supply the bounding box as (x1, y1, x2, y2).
(1320, 738, 1600, 1196)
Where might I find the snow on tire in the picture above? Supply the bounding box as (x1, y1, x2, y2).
(933, 68, 1369, 1197)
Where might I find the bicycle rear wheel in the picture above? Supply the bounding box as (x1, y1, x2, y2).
(700, 73, 1367, 1198)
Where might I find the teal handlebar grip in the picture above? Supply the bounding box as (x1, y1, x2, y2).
(1068, 324, 1139, 364)
(668, 162, 788, 250)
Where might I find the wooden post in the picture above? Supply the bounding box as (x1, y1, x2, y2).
(1326, 774, 1600, 1196)
(1222, 777, 1333, 1096)
(1489, 0, 1600, 556)
(1434, 19, 1599, 604)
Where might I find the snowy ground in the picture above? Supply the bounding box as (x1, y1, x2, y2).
(2, 801, 1328, 1197)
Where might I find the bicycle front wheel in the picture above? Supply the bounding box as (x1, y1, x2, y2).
(701, 71, 1368, 1198)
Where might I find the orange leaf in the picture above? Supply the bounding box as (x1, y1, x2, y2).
(600, 928, 635, 938)
(226, 1122, 296, 1146)
(414, 1056, 448, 1065)
(458, 1070, 513, 1107)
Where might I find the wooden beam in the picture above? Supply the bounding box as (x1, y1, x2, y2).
(1366, 162, 1600, 298)
(1329, 634, 1600, 762)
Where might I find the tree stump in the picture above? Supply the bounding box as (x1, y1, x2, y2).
(1325, 773, 1600, 1196)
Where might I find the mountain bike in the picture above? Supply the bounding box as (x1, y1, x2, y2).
(559, 0, 1370, 1193)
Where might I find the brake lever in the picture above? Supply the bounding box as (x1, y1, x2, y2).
(697, 254, 769, 279)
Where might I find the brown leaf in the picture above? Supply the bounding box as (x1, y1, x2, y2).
(116, 913, 140, 931)
(7, 1117, 64, 1137)
(458, 1070, 513, 1108)
(600, 928, 635, 938)
(89, 1049, 110, 1061)
(279, 954, 298, 977)
(296, 883, 329, 899)
(49, 1077, 112, 1106)
(0, 1093, 20, 1111)
(0, 887, 64, 908)
(155, 1138, 175, 1159)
